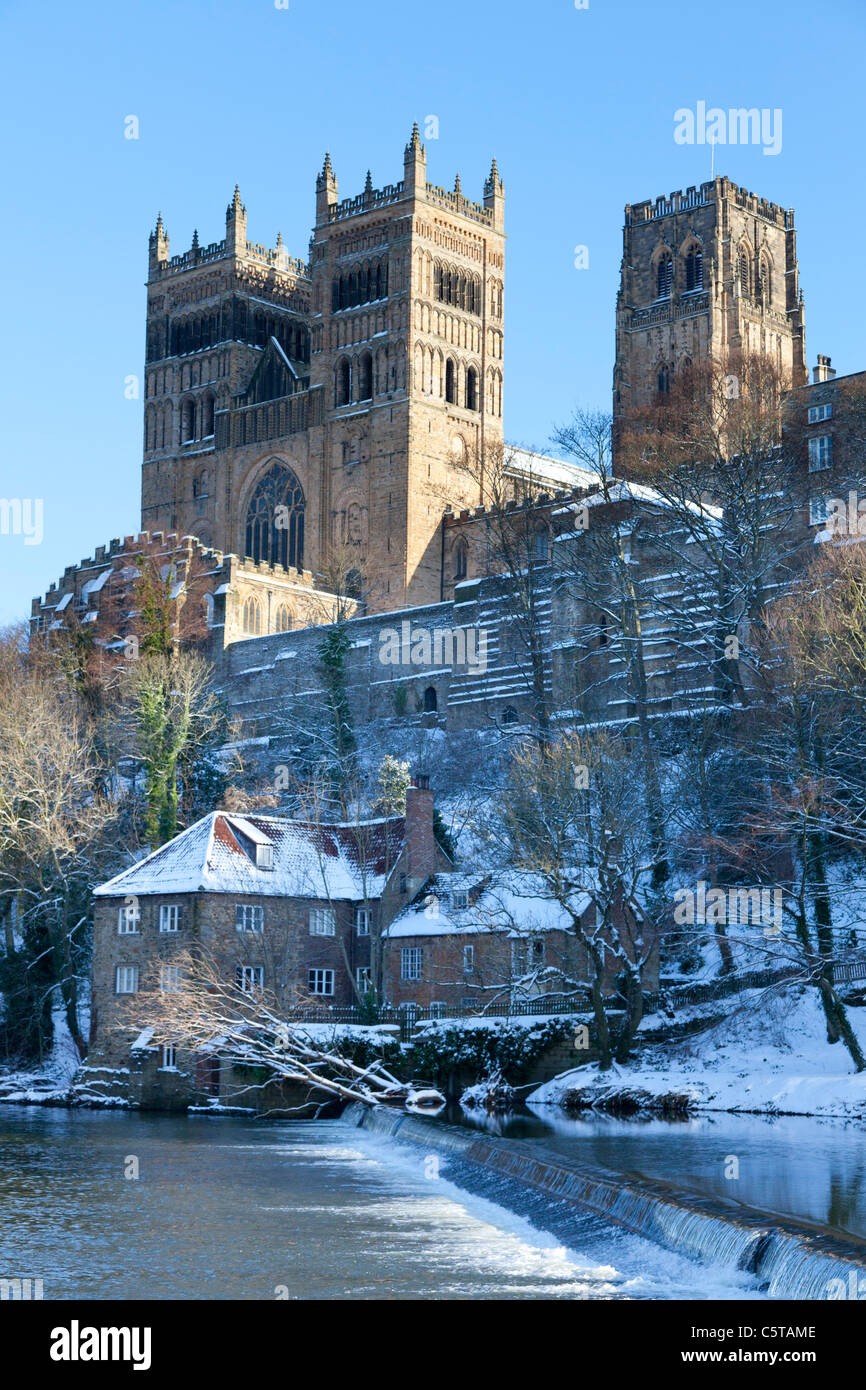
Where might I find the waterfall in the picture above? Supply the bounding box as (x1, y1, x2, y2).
(343, 1104, 866, 1299)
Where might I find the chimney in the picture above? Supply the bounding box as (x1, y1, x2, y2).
(812, 354, 836, 384)
(404, 777, 435, 884)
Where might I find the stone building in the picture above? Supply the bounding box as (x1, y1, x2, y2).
(85, 782, 450, 1106)
(613, 177, 808, 434)
(383, 870, 658, 1011)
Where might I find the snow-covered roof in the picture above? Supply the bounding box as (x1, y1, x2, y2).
(507, 447, 598, 492)
(94, 811, 406, 901)
(385, 870, 593, 939)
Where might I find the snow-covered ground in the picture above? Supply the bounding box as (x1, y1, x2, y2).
(529, 985, 866, 1119)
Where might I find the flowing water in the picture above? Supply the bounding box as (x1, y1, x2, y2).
(0, 1107, 764, 1301)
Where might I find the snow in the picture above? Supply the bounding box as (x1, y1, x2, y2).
(385, 869, 592, 939)
(93, 809, 406, 902)
(529, 986, 866, 1120)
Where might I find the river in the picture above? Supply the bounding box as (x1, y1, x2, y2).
(0, 1107, 771, 1300)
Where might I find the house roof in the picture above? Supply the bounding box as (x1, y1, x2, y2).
(94, 811, 406, 901)
(384, 870, 593, 939)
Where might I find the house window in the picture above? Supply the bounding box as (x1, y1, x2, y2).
(423, 685, 438, 713)
(117, 903, 140, 934)
(255, 843, 273, 871)
(236, 904, 264, 933)
(463, 943, 474, 973)
(429, 1002, 447, 1018)
(308, 968, 335, 996)
(310, 907, 336, 936)
(115, 965, 139, 995)
(356, 908, 371, 936)
(809, 497, 830, 526)
(512, 941, 528, 976)
(532, 939, 545, 963)
(236, 965, 264, 993)
(159, 904, 181, 933)
(808, 403, 832, 424)
(452, 890, 469, 910)
(808, 435, 833, 472)
(161, 1045, 177, 1069)
(461, 996, 477, 1010)
(401, 947, 423, 981)
(355, 966, 372, 993)
(159, 964, 182, 993)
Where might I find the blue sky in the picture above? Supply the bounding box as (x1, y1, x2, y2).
(1, 0, 863, 625)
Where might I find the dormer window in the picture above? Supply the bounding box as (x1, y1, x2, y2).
(452, 889, 469, 910)
(255, 843, 274, 871)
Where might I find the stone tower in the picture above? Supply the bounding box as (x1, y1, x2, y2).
(308, 125, 505, 608)
(140, 127, 506, 613)
(612, 176, 807, 432)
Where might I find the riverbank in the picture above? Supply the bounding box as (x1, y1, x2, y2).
(529, 986, 866, 1119)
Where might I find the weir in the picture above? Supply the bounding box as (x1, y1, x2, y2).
(344, 1104, 866, 1299)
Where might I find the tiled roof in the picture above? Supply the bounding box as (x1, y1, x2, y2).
(94, 811, 405, 901)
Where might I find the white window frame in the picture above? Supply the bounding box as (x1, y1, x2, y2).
(808, 435, 833, 472)
(463, 943, 474, 973)
(809, 496, 830, 526)
(310, 907, 336, 937)
(235, 903, 264, 933)
(159, 904, 181, 934)
(161, 1044, 177, 1070)
(808, 403, 832, 424)
(159, 963, 182, 994)
(255, 843, 274, 871)
(355, 965, 372, 993)
(236, 964, 264, 993)
(355, 908, 372, 936)
(115, 965, 139, 995)
(401, 947, 423, 981)
(308, 968, 335, 996)
(117, 903, 140, 934)
(452, 890, 469, 910)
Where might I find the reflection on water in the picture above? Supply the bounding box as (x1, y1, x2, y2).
(0, 1107, 760, 1301)
(449, 1103, 866, 1241)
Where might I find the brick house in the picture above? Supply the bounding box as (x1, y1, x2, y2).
(86, 782, 449, 1106)
(383, 870, 658, 1010)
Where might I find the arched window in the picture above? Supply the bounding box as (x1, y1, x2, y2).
(242, 597, 262, 636)
(685, 247, 703, 291)
(335, 358, 351, 406)
(203, 593, 215, 628)
(245, 461, 305, 571)
(657, 364, 670, 395)
(202, 392, 215, 437)
(193, 470, 209, 505)
(454, 537, 468, 581)
(738, 252, 750, 298)
(758, 259, 771, 306)
(275, 604, 292, 633)
(534, 527, 549, 563)
(501, 705, 518, 726)
(345, 568, 363, 599)
(657, 254, 673, 299)
(445, 359, 456, 405)
(181, 397, 196, 442)
(359, 352, 373, 401)
(466, 366, 478, 411)
(423, 686, 438, 713)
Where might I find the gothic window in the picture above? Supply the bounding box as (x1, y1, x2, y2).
(181, 397, 196, 442)
(345, 568, 363, 599)
(336, 358, 351, 406)
(657, 253, 673, 299)
(242, 597, 262, 636)
(758, 259, 772, 306)
(534, 527, 549, 563)
(466, 366, 478, 411)
(275, 604, 292, 633)
(202, 392, 215, 437)
(423, 686, 438, 713)
(244, 461, 305, 571)
(657, 364, 670, 395)
(685, 247, 703, 291)
(454, 537, 468, 580)
(359, 352, 373, 401)
(738, 252, 751, 298)
(445, 359, 456, 405)
(192, 470, 209, 502)
(501, 705, 518, 725)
